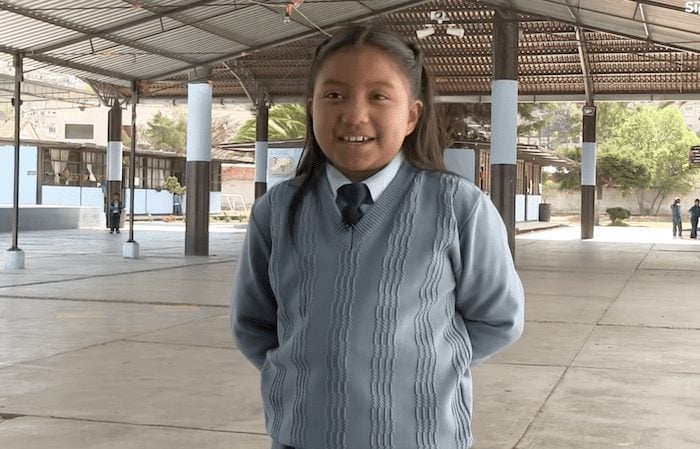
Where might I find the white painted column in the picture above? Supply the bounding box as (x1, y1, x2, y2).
(490, 9, 519, 258)
(254, 101, 269, 198)
(581, 106, 597, 239)
(185, 67, 212, 256)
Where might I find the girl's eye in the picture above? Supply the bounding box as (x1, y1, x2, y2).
(324, 92, 343, 100)
(372, 93, 389, 100)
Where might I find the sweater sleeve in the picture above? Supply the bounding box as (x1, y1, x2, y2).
(230, 196, 278, 371)
(454, 192, 524, 365)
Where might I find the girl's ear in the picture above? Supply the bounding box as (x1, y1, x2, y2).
(405, 100, 423, 136)
(307, 97, 313, 119)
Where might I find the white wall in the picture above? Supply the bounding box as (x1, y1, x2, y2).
(544, 186, 700, 215)
(121, 189, 222, 215)
(222, 180, 254, 208)
(42, 186, 104, 207)
(0, 145, 38, 205)
(516, 194, 543, 221)
(54, 106, 110, 146)
(42, 186, 82, 206)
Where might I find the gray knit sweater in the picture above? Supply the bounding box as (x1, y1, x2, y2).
(232, 162, 524, 449)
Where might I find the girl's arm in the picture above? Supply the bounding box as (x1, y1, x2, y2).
(454, 194, 525, 365)
(231, 199, 278, 370)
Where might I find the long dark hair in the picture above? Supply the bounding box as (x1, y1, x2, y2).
(288, 24, 444, 234)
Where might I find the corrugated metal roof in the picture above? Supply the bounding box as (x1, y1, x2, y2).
(1, 0, 700, 105)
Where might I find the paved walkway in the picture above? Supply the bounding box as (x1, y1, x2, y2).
(1, 223, 699, 449)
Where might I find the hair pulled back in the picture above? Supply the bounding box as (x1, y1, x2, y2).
(288, 23, 444, 234)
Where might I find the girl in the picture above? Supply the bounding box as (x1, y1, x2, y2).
(232, 24, 524, 449)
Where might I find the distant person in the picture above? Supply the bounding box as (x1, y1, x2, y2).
(231, 24, 524, 449)
(671, 197, 682, 238)
(173, 193, 182, 216)
(109, 192, 123, 234)
(689, 198, 700, 239)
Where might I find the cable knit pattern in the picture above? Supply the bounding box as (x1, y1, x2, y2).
(232, 162, 524, 449)
(289, 199, 317, 445)
(266, 186, 290, 438)
(369, 174, 421, 449)
(325, 249, 361, 449)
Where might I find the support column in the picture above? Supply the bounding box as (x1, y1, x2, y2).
(185, 67, 212, 256)
(5, 53, 25, 269)
(490, 9, 519, 258)
(123, 82, 140, 259)
(106, 100, 123, 228)
(581, 105, 597, 239)
(254, 101, 269, 198)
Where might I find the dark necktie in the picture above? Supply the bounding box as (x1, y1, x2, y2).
(336, 183, 371, 226)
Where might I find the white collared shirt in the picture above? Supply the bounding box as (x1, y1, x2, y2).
(326, 152, 405, 203)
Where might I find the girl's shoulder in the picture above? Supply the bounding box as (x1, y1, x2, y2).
(415, 169, 486, 218)
(418, 169, 484, 198)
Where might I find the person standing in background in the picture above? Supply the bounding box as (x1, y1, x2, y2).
(109, 192, 123, 234)
(689, 198, 699, 239)
(671, 198, 682, 238)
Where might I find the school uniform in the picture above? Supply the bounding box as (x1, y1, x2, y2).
(232, 155, 524, 449)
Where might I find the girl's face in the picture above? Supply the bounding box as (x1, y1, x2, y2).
(310, 45, 422, 182)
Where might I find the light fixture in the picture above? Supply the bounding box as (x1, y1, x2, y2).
(415, 10, 465, 39)
(416, 26, 436, 39)
(445, 24, 465, 38)
(429, 10, 447, 24)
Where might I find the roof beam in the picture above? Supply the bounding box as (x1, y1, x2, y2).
(0, 1, 205, 72)
(630, 0, 688, 13)
(147, 0, 435, 81)
(120, 0, 259, 49)
(479, 0, 700, 55)
(0, 74, 100, 106)
(222, 60, 269, 105)
(575, 27, 595, 104)
(635, 2, 652, 41)
(22, 51, 135, 85)
(26, 0, 218, 54)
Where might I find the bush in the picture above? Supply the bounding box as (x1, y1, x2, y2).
(606, 207, 630, 223)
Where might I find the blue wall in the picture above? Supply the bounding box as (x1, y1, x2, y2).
(0, 145, 38, 205)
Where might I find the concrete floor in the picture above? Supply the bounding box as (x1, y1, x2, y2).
(1, 222, 699, 449)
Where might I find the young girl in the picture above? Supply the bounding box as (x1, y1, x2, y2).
(232, 24, 524, 449)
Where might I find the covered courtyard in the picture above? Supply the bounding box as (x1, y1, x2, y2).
(1, 223, 699, 448)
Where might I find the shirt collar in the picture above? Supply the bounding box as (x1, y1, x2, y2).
(326, 152, 405, 202)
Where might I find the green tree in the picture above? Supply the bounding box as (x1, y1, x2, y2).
(232, 103, 306, 142)
(163, 175, 185, 194)
(144, 112, 187, 153)
(601, 104, 698, 214)
(550, 103, 700, 214)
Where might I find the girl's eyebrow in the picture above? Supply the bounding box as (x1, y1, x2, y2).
(319, 79, 398, 89)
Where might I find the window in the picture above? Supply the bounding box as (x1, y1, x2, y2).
(43, 148, 81, 186)
(123, 156, 177, 189)
(65, 124, 94, 140)
(146, 157, 172, 190)
(516, 161, 525, 194)
(82, 151, 105, 187)
(123, 156, 144, 188)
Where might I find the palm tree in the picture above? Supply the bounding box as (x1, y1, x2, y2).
(232, 103, 306, 142)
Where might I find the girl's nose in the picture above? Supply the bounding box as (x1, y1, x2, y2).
(340, 98, 369, 125)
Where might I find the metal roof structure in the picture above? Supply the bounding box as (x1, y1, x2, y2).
(0, 73, 101, 106)
(0, 0, 699, 105)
